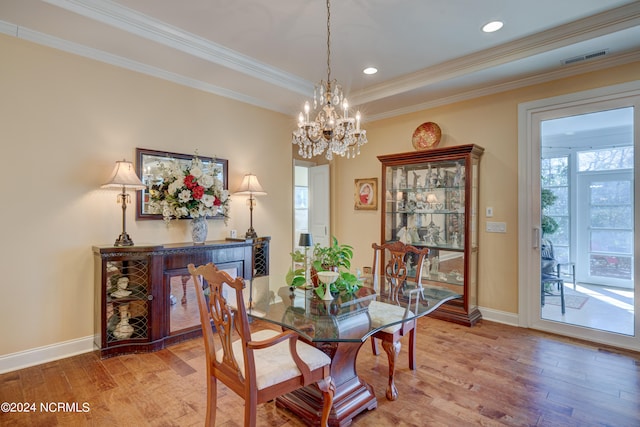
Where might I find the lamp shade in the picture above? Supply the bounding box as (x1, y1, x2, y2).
(298, 233, 313, 247)
(234, 173, 266, 195)
(101, 160, 146, 190)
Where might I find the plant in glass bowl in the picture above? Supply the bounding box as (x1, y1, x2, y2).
(311, 236, 360, 296)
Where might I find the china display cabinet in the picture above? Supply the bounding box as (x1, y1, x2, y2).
(93, 238, 269, 357)
(378, 144, 484, 326)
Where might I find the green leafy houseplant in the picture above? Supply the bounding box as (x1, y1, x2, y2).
(312, 237, 360, 296)
(286, 236, 361, 296)
(285, 249, 307, 288)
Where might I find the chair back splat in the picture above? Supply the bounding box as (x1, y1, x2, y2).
(189, 262, 335, 427)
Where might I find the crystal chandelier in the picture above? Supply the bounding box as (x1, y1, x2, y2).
(292, 0, 367, 161)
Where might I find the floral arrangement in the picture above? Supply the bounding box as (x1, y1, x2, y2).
(148, 156, 230, 223)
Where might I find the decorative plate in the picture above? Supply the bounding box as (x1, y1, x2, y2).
(412, 122, 442, 150)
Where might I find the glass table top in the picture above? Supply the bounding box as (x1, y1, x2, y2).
(248, 284, 460, 343)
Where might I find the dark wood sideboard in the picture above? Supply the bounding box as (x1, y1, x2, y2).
(93, 237, 270, 358)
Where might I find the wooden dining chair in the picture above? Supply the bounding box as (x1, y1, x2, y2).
(188, 263, 335, 427)
(369, 241, 430, 400)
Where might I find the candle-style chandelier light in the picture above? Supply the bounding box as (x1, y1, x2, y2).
(292, 0, 367, 161)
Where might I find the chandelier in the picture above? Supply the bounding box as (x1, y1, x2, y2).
(292, 0, 367, 161)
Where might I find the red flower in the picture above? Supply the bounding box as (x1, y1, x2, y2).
(184, 175, 197, 189)
(192, 185, 205, 200)
(213, 197, 221, 206)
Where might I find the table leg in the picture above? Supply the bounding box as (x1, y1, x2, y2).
(381, 340, 400, 401)
(180, 275, 189, 304)
(276, 340, 377, 426)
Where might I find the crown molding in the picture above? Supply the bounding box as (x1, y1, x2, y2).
(43, 0, 312, 96)
(2, 21, 290, 114)
(367, 49, 640, 122)
(352, 2, 640, 106)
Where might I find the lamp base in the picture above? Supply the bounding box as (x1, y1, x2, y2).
(245, 227, 258, 239)
(114, 232, 135, 247)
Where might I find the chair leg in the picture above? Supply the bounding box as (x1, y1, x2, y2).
(371, 337, 380, 355)
(381, 340, 400, 401)
(408, 327, 416, 370)
(245, 399, 257, 427)
(205, 375, 216, 427)
(317, 376, 336, 427)
(560, 281, 565, 315)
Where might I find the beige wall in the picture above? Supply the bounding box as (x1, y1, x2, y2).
(0, 34, 293, 356)
(335, 61, 640, 314)
(2, 30, 638, 360)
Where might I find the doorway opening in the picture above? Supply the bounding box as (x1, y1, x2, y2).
(293, 161, 330, 252)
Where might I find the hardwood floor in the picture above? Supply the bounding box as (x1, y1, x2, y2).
(2, 317, 639, 426)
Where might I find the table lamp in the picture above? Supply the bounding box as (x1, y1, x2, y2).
(234, 173, 267, 238)
(102, 159, 147, 246)
(298, 233, 314, 286)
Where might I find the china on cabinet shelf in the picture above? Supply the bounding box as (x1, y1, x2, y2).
(378, 144, 484, 326)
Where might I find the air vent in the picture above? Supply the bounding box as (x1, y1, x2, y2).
(562, 49, 609, 65)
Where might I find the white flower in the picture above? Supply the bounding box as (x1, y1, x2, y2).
(176, 206, 188, 217)
(201, 194, 215, 207)
(178, 189, 192, 203)
(190, 165, 203, 179)
(168, 179, 183, 196)
(199, 174, 214, 188)
(220, 189, 229, 202)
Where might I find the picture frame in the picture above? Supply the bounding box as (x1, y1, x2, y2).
(354, 178, 378, 210)
(135, 148, 228, 220)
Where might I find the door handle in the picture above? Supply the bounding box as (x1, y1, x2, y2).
(533, 227, 540, 249)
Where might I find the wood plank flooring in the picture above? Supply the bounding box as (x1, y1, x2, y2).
(1, 318, 639, 426)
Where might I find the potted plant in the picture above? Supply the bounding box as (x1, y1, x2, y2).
(311, 237, 360, 296)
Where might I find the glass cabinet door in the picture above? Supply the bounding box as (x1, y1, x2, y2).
(378, 144, 483, 326)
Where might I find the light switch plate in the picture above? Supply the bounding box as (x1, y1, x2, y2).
(486, 207, 494, 217)
(486, 221, 507, 233)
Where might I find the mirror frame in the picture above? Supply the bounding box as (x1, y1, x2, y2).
(135, 148, 229, 220)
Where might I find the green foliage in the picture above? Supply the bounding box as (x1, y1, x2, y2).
(541, 188, 559, 236)
(288, 236, 361, 295)
(286, 249, 307, 288)
(312, 236, 353, 271)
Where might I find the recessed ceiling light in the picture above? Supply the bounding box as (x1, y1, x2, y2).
(363, 67, 378, 75)
(482, 21, 503, 33)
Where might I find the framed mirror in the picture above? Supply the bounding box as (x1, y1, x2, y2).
(135, 148, 228, 220)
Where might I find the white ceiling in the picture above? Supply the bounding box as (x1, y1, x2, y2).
(1, 0, 640, 121)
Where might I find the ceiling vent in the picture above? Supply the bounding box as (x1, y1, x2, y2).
(562, 49, 609, 65)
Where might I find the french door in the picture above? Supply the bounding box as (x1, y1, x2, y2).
(518, 81, 640, 351)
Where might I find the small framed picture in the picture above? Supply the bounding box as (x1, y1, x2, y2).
(354, 178, 378, 210)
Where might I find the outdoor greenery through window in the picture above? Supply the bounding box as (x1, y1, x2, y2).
(577, 147, 634, 171)
(541, 156, 569, 264)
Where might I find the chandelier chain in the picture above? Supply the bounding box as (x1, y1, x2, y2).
(326, 0, 331, 84)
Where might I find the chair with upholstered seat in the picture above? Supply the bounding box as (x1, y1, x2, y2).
(369, 241, 430, 400)
(188, 262, 335, 427)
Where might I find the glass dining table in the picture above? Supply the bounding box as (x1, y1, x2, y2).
(247, 282, 460, 426)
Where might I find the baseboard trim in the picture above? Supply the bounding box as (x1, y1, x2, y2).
(0, 336, 95, 374)
(477, 306, 520, 327)
(0, 308, 520, 374)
